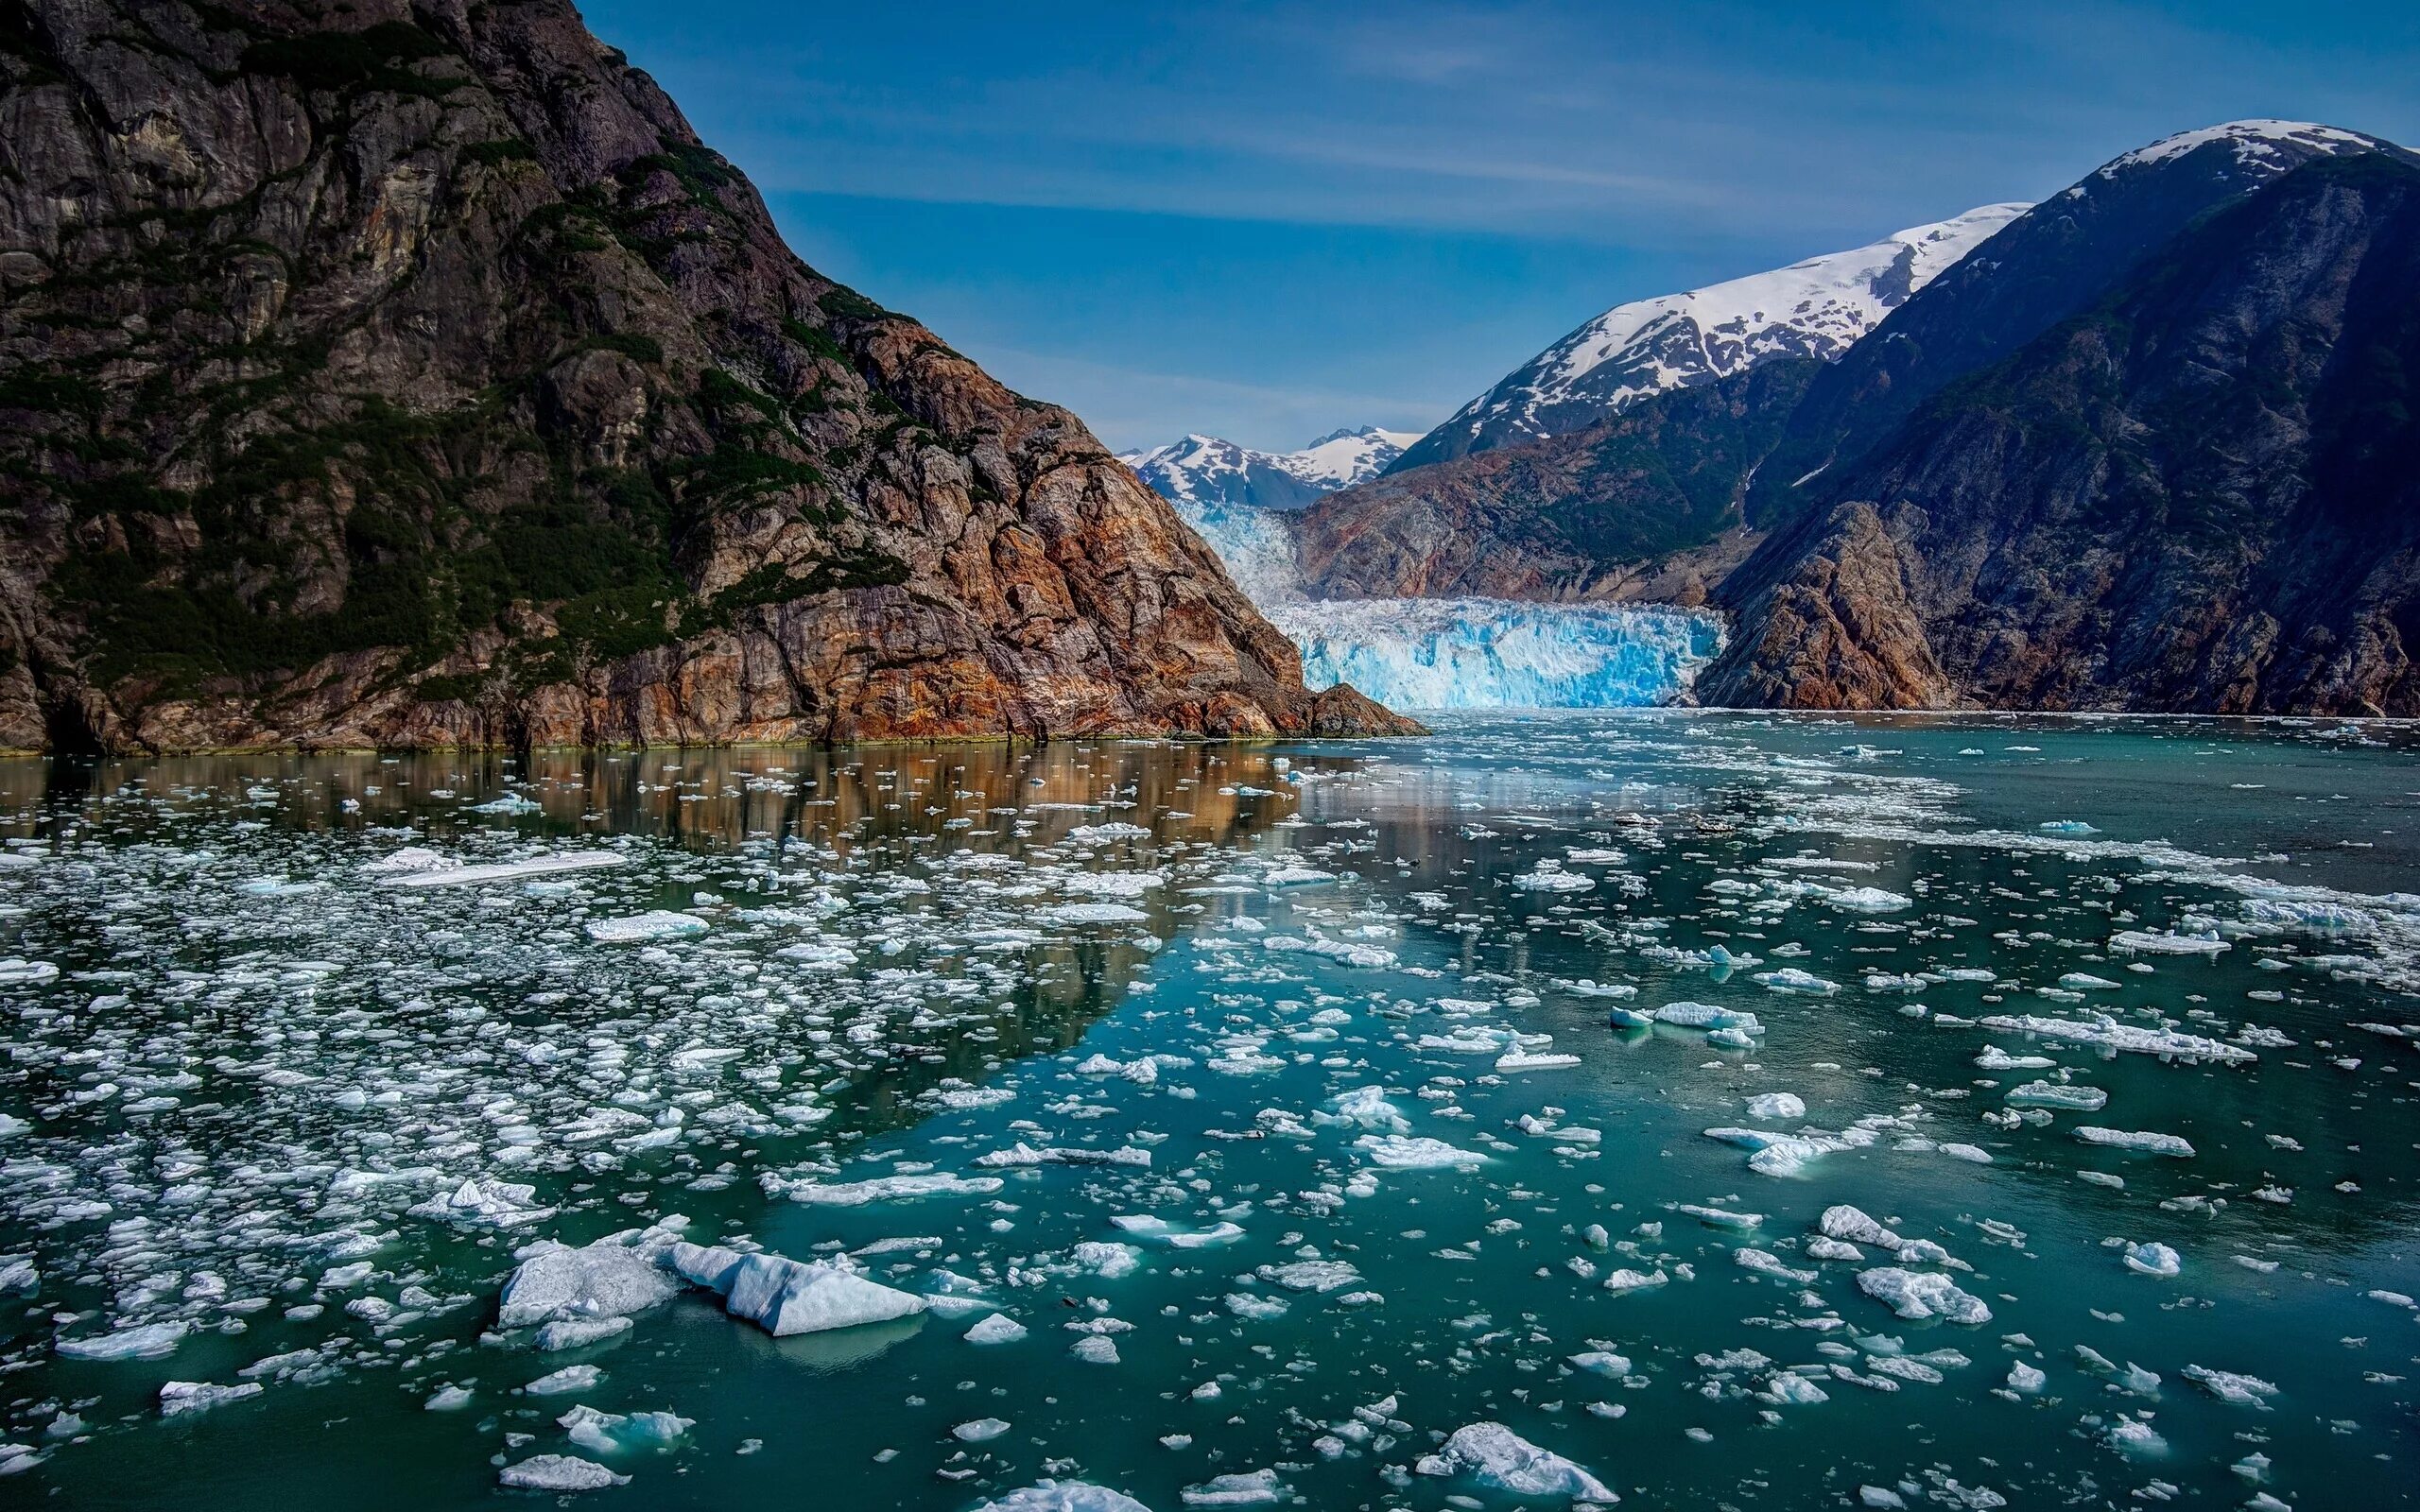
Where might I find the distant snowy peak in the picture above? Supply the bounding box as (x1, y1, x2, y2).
(2091, 119, 2385, 180)
(1120, 427, 1423, 512)
(1395, 202, 2031, 469)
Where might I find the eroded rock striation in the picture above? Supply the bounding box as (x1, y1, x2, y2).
(0, 0, 1415, 751)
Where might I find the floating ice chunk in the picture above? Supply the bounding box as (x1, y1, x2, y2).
(955, 1418, 1011, 1442)
(2103, 1417, 2166, 1455)
(1315, 1086, 1410, 1132)
(585, 911, 708, 943)
(719, 1253, 927, 1337)
(976, 1143, 1152, 1170)
(2038, 820, 2100, 836)
(665, 1242, 747, 1294)
(2109, 929, 2229, 955)
(561, 1403, 693, 1452)
(411, 1177, 556, 1228)
(158, 1381, 262, 1417)
(1260, 867, 1335, 886)
(765, 1172, 1004, 1205)
(2123, 1242, 2182, 1277)
(1070, 1333, 1122, 1364)
(2058, 972, 2120, 990)
(0, 958, 59, 985)
(1496, 1050, 1582, 1072)
(498, 1454, 628, 1491)
(1601, 1268, 1668, 1293)
(1256, 1260, 1361, 1293)
(381, 852, 623, 888)
(1826, 886, 1911, 913)
(1569, 1349, 1633, 1376)
(1746, 1092, 1806, 1120)
(1511, 862, 1596, 893)
(2006, 1361, 2046, 1393)
(1752, 968, 1839, 995)
(1353, 1134, 1487, 1169)
(1071, 1243, 1144, 1280)
(2076, 1127, 2195, 1158)
(1976, 1013, 2254, 1063)
(1111, 1216, 1246, 1248)
(970, 1484, 1150, 1512)
(1655, 1001, 1764, 1032)
(1736, 1247, 1817, 1283)
(1857, 1268, 1992, 1324)
(1821, 1207, 1906, 1250)
(525, 1364, 602, 1397)
(424, 1384, 474, 1411)
(1680, 1204, 1763, 1229)
(2006, 1081, 2106, 1111)
(1049, 902, 1151, 924)
(499, 1231, 683, 1331)
(2182, 1365, 2279, 1407)
(56, 1321, 187, 1361)
(1415, 1422, 1615, 1503)
(966, 1314, 1028, 1345)
(1181, 1469, 1286, 1505)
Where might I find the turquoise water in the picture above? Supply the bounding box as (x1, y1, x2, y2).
(0, 713, 2414, 1509)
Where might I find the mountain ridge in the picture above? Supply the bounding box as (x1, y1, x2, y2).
(0, 0, 1417, 751)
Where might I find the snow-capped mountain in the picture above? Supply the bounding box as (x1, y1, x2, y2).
(1120, 427, 1424, 513)
(1391, 203, 2031, 471)
(2087, 118, 2381, 180)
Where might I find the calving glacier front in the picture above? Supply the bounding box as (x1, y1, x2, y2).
(1270, 598, 1722, 710)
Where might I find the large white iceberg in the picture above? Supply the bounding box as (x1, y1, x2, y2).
(1416, 1421, 1616, 1502)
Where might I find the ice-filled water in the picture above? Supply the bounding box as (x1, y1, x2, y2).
(1273, 597, 1723, 709)
(1, 713, 2416, 1509)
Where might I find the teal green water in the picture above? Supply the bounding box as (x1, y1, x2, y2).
(0, 713, 2414, 1509)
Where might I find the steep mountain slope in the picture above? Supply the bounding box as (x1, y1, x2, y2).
(0, 0, 1412, 752)
(1392, 204, 2028, 472)
(1120, 427, 1419, 513)
(1744, 121, 2401, 527)
(1289, 360, 1817, 601)
(1702, 150, 2420, 714)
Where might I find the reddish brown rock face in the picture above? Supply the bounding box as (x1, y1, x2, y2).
(0, 0, 1416, 752)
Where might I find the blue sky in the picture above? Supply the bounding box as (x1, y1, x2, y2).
(580, 0, 2420, 453)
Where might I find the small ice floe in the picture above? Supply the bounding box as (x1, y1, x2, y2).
(55, 1320, 187, 1361)
(524, 1364, 602, 1397)
(2076, 1127, 2195, 1158)
(1314, 1086, 1409, 1132)
(2182, 1365, 2279, 1407)
(378, 852, 623, 888)
(1735, 1247, 1817, 1283)
(763, 1172, 1003, 1206)
(973, 1143, 1151, 1170)
(1976, 1013, 2254, 1063)
(1179, 1469, 1286, 1505)
(1703, 1126, 1845, 1178)
(410, 1177, 557, 1228)
(2122, 1242, 2182, 1278)
(1256, 1260, 1361, 1293)
(1857, 1268, 1992, 1324)
(1049, 902, 1151, 924)
(498, 1454, 629, 1491)
(954, 1418, 1011, 1443)
(1353, 1135, 1487, 1169)
(1569, 1349, 1633, 1376)
(1825, 886, 1912, 913)
(467, 792, 543, 815)
(1746, 1092, 1806, 1120)
(969, 1484, 1150, 1512)
(965, 1314, 1028, 1345)
(1415, 1422, 1614, 1503)
(1511, 861, 1595, 892)
(666, 1243, 925, 1337)
(2109, 929, 2229, 955)
(1976, 1045, 2054, 1071)
(584, 911, 708, 943)
(2007, 1361, 2047, 1394)
(424, 1385, 474, 1411)
(1111, 1216, 1246, 1248)
(561, 1403, 693, 1452)
(2005, 1081, 2106, 1111)
(1495, 1048, 1582, 1073)
(2038, 820, 2100, 836)
(498, 1228, 685, 1342)
(1655, 1002, 1764, 1034)
(1752, 968, 1839, 995)
(0, 958, 59, 985)
(158, 1380, 263, 1417)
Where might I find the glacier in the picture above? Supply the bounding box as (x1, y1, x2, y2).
(1268, 597, 1722, 711)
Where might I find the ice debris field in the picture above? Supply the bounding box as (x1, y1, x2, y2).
(0, 712, 2414, 1509)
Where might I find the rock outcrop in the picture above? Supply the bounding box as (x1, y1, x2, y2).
(1703, 150, 2420, 714)
(0, 0, 1416, 752)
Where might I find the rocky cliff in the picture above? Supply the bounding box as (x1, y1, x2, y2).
(0, 0, 1415, 752)
(1702, 150, 2420, 714)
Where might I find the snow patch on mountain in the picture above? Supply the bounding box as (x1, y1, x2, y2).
(1271, 598, 1721, 710)
(2094, 119, 2380, 179)
(1120, 427, 1421, 512)
(1405, 202, 2030, 464)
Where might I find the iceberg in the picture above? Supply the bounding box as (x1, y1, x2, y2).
(1416, 1422, 1615, 1502)
(716, 1253, 926, 1337)
(1269, 597, 1721, 710)
(972, 1485, 1150, 1512)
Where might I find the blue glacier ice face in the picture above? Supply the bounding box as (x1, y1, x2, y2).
(1172, 499, 1305, 605)
(1268, 597, 1724, 710)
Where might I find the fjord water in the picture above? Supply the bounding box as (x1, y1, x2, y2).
(0, 713, 2414, 1510)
